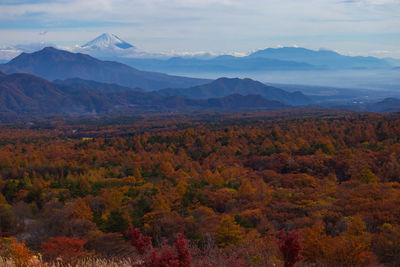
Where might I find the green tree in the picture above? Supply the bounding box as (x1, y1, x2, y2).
(0, 204, 15, 232)
(104, 210, 129, 233)
(360, 167, 377, 184)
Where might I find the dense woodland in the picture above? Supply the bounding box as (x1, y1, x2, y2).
(1, 111, 400, 266)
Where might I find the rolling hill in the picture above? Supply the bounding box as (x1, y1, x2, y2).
(0, 72, 290, 118)
(0, 71, 114, 114)
(155, 77, 312, 105)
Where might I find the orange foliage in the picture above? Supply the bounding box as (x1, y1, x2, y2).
(0, 112, 400, 265)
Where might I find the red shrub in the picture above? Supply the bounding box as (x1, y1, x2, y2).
(125, 227, 152, 255)
(126, 228, 192, 267)
(41, 236, 85, 263)
(147, 243, 180, 267)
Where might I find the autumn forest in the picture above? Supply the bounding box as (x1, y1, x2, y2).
(1, 111, 400, 266)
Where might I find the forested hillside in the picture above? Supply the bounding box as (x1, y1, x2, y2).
(1, 112, 400, 266)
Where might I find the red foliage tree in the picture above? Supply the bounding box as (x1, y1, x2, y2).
(278, 230, 302, 267)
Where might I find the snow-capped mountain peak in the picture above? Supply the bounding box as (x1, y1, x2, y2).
(82, 33, 135, 50)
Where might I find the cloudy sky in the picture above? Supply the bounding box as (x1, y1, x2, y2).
(0, 0, 399, 57)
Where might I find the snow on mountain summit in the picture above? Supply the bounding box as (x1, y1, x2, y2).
(82, 33, 135, 50)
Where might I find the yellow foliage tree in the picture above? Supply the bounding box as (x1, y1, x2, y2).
(215, 215, 243, 248)
(151, 195, 171, 212)
(70, 198, 93, 221)
(176, 180, 188, 197)
(346, 216, 366, 237)
(0, 193, 6, 204)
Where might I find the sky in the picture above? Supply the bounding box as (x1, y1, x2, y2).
(0, 0, 399, 58)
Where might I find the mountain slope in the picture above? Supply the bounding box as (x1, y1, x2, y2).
(0, 47, 209, 91)
(54, 78, 144, 92)
(0, 72, 114, 114)
(155, 77, 312, 105)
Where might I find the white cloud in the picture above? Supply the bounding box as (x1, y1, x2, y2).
(0, 49, 22, 61)
(0, 0, 399, 57)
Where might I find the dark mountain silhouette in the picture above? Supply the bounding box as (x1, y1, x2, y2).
(0, 47, 209, 91)
(0, 72, 115, 114)
(155, 77, 312, 105)
(0, 72, 290, 118)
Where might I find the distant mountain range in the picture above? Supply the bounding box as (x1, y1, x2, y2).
(76, 34, 400, 71)
(0, 47, 209, 91)
(248, 47, 391, 69)
(117, 55, 317, 73)
(0, 71, 290, 119)
(110, 46, 394, 73)
(1, 45, 400, 121)
(0, 46, 316, 106)
(1, 33, 398, 72)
